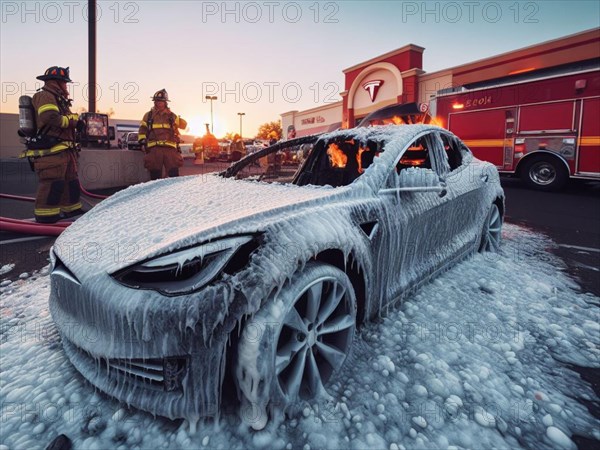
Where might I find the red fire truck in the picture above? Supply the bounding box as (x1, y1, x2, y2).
(430, 67, 600, 190)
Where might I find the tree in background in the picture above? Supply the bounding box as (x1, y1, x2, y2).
(256, 120, 282, 140)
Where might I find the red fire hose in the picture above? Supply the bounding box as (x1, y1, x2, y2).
(78, 182, 109, 200)
(0, 216, 70, 227)
(0, 193, 35, 202)
(0, 219, 68, 236)
(1, 181, 109, 236)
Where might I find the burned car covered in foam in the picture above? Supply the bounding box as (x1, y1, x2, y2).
(49, 124, 504, 427)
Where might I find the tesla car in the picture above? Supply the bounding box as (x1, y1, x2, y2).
(49, 124, 504, 429)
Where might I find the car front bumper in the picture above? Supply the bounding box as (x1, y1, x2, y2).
(49, 263, 241, 420)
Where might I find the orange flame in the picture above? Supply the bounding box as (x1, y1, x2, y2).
(429, 116, 445, 128)
(327, 143, 348, 168)
(356, 146, 366, 173)
(400, 144, 427, 166)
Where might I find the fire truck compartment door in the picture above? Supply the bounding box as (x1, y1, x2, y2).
(521, 137, 576, 160)
(518, 101, 575, 133)
(578, 97, 600, 175)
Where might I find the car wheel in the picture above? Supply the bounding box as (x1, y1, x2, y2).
(521, 155, 568, 191)
(478, 203, 502, 252)
(236, 262, 356, 429)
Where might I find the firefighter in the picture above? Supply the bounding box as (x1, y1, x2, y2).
(22, 66, 82, 223)
(230, 134, 245, 161)
(268, 131, 278, 146)
(138, 90, 188, 180)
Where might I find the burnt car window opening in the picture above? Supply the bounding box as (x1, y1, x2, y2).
(441, 133, 463, 171)
(388, 132, 450, 188)
(396, 136, 432, 172)
(296, 138, 382, 187)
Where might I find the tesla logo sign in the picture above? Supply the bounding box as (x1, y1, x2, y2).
(362, 80, 384, 102)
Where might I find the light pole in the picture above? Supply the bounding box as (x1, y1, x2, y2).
(237, 112, 245, 138)
(205, 95, 217, 133)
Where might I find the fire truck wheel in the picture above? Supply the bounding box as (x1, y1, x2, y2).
(521, 156, 568, 191)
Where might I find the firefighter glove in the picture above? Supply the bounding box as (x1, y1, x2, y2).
(138, 138, 147, 146)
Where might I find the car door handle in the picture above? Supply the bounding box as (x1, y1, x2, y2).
(481, 174, 489, 183)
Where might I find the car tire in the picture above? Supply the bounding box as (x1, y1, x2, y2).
(478, 203, 502, 253)
(236, 262, 356, 429)
(520, 155, 568, 191)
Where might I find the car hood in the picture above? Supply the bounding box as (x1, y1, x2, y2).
(55, 174, 348, 275)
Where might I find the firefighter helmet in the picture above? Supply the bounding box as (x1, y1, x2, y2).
(36, 66, 71, 82)
(152, 89, 169, 102)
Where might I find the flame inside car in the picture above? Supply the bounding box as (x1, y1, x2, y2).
(399, 144, 427, 167)
(327, 143, 348, 168)
(356, 146, 368, 174)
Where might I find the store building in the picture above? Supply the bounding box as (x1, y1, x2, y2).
(281, 28, 600, 134)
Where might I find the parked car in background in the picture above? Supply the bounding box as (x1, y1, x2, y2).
(246, 141, 269, 155)
(125, 132, 141, 151)
(118, 132, 128, 149)
(49, 124, 503, 430)
(209, 140, 229, 161)
(179, 143, 194, 159)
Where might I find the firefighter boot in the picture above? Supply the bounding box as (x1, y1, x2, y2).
(149, 170, 161, 180)
(167, 168, 179, 177)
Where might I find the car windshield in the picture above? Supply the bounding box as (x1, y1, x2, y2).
(222, 134, 384, 187)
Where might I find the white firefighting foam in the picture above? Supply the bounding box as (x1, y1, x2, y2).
(1, 224, 598, 449)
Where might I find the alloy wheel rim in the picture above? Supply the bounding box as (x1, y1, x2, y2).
(275, 276, 355, 400)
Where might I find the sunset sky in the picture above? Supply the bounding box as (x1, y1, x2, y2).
(1, 1, 599, 137)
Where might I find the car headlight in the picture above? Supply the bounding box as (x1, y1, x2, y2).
(112, 235, 254, 296)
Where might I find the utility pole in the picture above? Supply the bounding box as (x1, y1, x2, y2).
(206, 95, 217, 133)
(237, 112, 245, 138)
(88, 0, 96, 113)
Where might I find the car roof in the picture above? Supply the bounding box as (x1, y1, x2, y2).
(316, 124, 446, 146)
